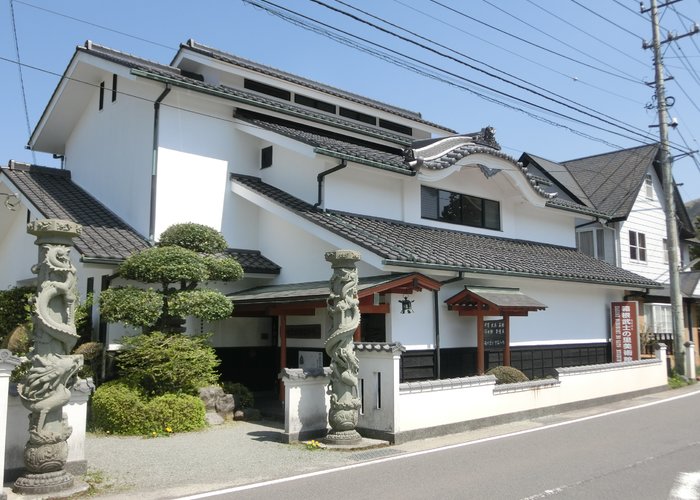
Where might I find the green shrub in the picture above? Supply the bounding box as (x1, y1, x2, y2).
(221, 381, 255, 409)
(0, 286, 34, 346)
(158, 223, 228, 254)
(146, 393, 206, 433)
(116, 332, 220, 397)
(91, 381, 153, 435)
(487, 366, 529, 385)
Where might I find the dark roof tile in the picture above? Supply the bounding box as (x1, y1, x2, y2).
(231, 174, 661, 289)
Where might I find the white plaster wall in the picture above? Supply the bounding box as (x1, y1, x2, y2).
(323, 165, 404, 219)
(0, 207, 36, 289)
(357, 350, 401, 433)
(286, 310, 327, 350)
(206, 316, 272, 348)
(64, 76, 155, 236)
(436, 277, 623, 349)
(258, 147, 322, 207)
(401, 163, 576, 247)
(619, 172, 670, 283)
(396, 356, 667, 433)
(385, 292, 435, 348)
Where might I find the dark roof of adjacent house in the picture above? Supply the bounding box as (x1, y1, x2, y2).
(225, 249, 280, 275)
(561, 144, 658, 219)
(1, 162, 282, 274)
(231, 173, 662, 289)
(1, 162, 150, 262)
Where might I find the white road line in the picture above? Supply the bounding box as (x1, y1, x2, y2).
(669, 471, 700, 500)
(177, 390, 700, 500)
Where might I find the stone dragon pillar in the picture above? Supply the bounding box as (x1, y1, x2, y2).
(324, 250, 362, 445)
(13, 219, 83, 495)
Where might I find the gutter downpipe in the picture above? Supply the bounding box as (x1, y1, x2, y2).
(314, 160, 347, 211)
(149, 84, 171, 242)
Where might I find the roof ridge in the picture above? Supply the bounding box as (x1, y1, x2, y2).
(180, 39, 455, 132)
(562, 143, 658, 164)
(79, 40, 180, 75)
(4, 161, 70, 177)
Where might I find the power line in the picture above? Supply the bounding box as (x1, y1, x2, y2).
(569, 0, 644, 40)
(428, 0, 646, 85)
(390, 0, 645, 105)
(319, 0, 658, 144)
(245, 0, 628, 149)
(14, 0, 175, 52)
(9, 0, 35, 163)
(523, 0, 649, 67)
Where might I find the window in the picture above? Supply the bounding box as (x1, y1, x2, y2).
(629, 230, 647, 261)
(99, 81, 105, 110)
(261, 146, 273, 169)
(644, 173, 654, 199)
(294, 94, 336, 114)
(243, 79, 291, 101)
(421, 186, 501, 230)
(577, 228, 606, 260)
(111, 74, 118, 102)
(378, 119, 412, 136)
(644, 303, 672, 334)
(339, 107, 376, 125)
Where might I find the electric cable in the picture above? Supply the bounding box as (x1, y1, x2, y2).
(326, 0, 658, 143)
(428, 0, 646, 84)
(9, 0, 36, 163)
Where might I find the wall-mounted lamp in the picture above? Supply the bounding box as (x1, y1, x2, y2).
(0, 193, 20, 211)
(399, 296, 414, 314)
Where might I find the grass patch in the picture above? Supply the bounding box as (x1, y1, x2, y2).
(668, 372, 695, 389)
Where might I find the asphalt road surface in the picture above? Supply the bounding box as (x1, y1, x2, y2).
(179, 389, 700, 500)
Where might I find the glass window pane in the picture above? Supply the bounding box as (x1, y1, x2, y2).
(483, 199, 501, 230)
(439, 191, 461, 223)
(596, 229, 605, 260)
(578, 231, 594, 256)
(461, 195, 482, 227)
(421, 186, 438, 219)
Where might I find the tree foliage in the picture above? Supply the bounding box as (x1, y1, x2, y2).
(0, 286, 34, 347)
(99, 223, 242, 333)
(116, 332, 220, 396)
(691, 215, 700, 271)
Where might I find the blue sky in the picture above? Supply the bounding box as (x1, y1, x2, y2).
(1, 0, 699, 203)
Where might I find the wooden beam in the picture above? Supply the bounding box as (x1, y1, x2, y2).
(477, 313, 485, 375)
(504, 315, 511, 367)
(359, 304, 390, 314)
(279, 314, 286, 401)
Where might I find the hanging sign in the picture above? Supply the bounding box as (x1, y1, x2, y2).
(610, 301, 639, 362)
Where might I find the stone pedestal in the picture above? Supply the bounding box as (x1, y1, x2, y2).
(685, 341, 696, 380)
(324, 250, 362, 445)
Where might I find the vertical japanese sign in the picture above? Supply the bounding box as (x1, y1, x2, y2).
(611, 301, 639, 362)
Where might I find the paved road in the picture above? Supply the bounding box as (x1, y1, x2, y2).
(171, 387, 700, 500)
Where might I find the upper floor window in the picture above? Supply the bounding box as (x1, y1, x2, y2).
(577, 228, 606, 260)
(629, 230, 647, 262)
(244, 79, 291, 101)
(421, 186, 500, 230)
(644, 173, 654, 199)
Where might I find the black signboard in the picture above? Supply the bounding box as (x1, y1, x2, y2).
(484, 319, 506, 350)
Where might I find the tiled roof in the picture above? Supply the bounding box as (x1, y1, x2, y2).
(79, 42, 440, 145)
(561, 144, 658, 219)
(181, 40, 454, 132)
(236, 111, 411, 173)
(231, 174, 662, 289)
(1, 163, 150, 262)
(225, 249, 280, 275)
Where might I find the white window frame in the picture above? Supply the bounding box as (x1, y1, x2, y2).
(643, 303, 672, 334)
(644, 173, 654, 199)
(629, 230, 647, 262)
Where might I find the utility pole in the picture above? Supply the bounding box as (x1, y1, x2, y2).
(642, 0, 698, 376)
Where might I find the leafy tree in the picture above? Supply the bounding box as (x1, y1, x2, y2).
(100, 223, 243, 333)
(692, 215, 700, 271)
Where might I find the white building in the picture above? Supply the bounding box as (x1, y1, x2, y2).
(521, 146, 700, 363)
(0, 40, 663, 393)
